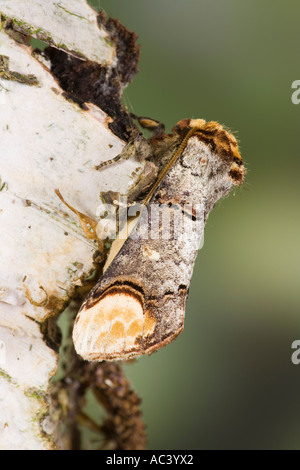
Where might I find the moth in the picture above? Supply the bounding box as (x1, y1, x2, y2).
(57, 116, 245, 362)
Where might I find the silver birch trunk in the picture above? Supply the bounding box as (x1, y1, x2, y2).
(0, 0, 143, 449)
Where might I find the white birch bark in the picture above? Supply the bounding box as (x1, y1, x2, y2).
(0, 0, 142, 449)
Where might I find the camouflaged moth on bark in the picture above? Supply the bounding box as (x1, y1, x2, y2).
(68, 117, 245, 361)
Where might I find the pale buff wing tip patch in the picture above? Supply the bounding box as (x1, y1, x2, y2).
(72, 291, 156, 361)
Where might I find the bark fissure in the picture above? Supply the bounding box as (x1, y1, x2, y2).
(0, 0, 146, 450)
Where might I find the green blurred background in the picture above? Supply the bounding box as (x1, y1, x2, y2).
(87, 0, 300, 449)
